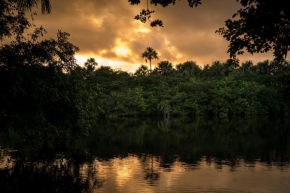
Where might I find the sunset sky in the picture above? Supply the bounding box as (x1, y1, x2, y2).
(32, 0, 281, 72)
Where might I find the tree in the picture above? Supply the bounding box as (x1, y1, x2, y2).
(1, 0, 30, 40)
(0, 0, 51, 41)
(129, 0, 290, 60)
(176, 61, 202, 77)
(129, 0, 202, 27)
(83, 58, 98, 79)
(14, 0, 51, 13)
(135, 64, 150, 76)
(84, 58, 98, 72)
(202, 61, 224, 78)
(254, 60, 271, 75)
(216, 0, 290, 61)
(240, 61, 254, 74)
(141, 47, 159, 72)
(156, 60, 174, 76)
(0, 28, 79, 71)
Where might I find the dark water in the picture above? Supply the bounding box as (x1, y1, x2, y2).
(0, 117, 290, 192)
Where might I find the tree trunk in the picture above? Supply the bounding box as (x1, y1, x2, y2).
(150, 59, 152, 72)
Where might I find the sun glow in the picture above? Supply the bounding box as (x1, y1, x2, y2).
(115, 47, 130, 56)
(137, 27, 151, 33)
(75, 55, 88, 65)
(133, 20, 151, 34)
(113, 39, 132, 57)
(75, 54, 139, 72)
(99, 49, 107, 55)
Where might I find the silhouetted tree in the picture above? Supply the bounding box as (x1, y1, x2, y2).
(0, 0, 29, 40)
(240, 61, 254, 74)
(156, 60, 174, 76)
(14, 0, 51, 13)
(0, 0, 51, 41)
(141, 47, 159, 72)
(84, 58, 98, 79)
(0, 28, 79, 71)
(176, 61, 202, 77)
(217, 0, 290, 61)
(135, 64, 150, 76)
(129, 0, 202, 27)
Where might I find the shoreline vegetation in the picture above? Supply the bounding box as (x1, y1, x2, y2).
(0, 30, 289, 134)
(1, 48, 290, 131)
(1, 1, 290, 192)
(0, 1, 289, 132)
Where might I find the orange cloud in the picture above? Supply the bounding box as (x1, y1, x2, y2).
(30, 0, 278, 72)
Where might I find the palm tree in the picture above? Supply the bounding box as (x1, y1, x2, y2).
(156, 61, 173, 76)
(255, 60, 270, 74)
(135, 64, 150, 76)
(15, 0, 51, 13)
(240, 61, 253, 73)
(176, 61, 201, 77)
(141, 47, 159, 72)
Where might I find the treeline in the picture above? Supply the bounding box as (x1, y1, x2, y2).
(96, 59, 290, 117)
(2, 55, 290, 129)
(1, 30, 290, 132)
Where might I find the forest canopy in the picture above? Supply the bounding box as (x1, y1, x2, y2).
(0, 0, 290, 133)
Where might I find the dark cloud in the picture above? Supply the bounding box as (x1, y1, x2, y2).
(30, 0, 274, 71)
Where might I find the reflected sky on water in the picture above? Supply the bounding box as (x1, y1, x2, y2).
(0, 117, 290, 192)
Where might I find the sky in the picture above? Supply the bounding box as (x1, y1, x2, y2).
(32, 0, 278, 72)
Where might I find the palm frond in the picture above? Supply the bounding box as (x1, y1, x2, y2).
(15, 0, 51, 13)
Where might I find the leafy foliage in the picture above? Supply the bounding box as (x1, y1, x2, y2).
(86, 59, 290, 118)
(130, 0, 201, 27)
(0, 25, 99, 132)
(0, 0, 31, 40)
(15, 0, 51, 13)
(0, 28, 79, 71)
(216, 0, 290, 60)
(1, 0, 290, 133)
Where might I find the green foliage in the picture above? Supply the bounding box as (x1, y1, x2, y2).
(135, 64, 150, 76)
(0, 62, 100, 133)
(1, 0, 290, 131)
(176, 61, 202, 77)
(1, 26, 289, 128)
(0, 25, 99, 132)
(155, 60, 174, 76)
(92, 59, 289, 118)
(0, 28, 79, 71)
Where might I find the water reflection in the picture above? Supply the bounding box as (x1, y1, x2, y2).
(0, 148, 16, 170)
(0, 117, 290, 192)
(94, 155, 290, 193)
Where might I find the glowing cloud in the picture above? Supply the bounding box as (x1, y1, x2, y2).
(113, 39, 132, 57)
(33, 0, 274, 72)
